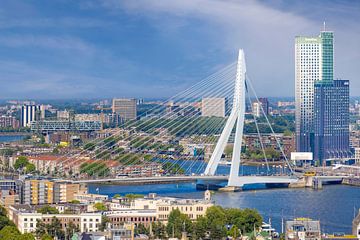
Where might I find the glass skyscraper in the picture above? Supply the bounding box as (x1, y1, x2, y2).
(295, 29, 334, 153)
(314, 80, 350, 165)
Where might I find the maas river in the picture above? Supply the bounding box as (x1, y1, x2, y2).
(88, 161, 360, 234)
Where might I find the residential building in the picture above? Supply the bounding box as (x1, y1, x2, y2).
(74, 193, 108, 204)
(21, 105, 40, 127)
(314, 80, 350, 165)
(24, 180, 85, 204)
(285, 218, 321, 240)
(112, 98, 137, 121)
(295, 29, 333, 153)
(0, 115, 19, 128)
(201, 97, 227, 117)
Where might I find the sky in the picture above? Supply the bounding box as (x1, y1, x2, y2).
(0, 0, 359, 99)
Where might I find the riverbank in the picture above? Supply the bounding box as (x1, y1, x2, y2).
(88, 183, 359, 234)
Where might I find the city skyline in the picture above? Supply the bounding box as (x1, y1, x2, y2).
(0, 0, 359, 99)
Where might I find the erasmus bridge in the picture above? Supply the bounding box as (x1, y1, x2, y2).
(56, 49, 305, 190)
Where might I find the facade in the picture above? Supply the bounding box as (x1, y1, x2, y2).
(314, 80, 350, 165)
(104, 210, 157, 227)
(21, 105, 40, 127)
(0, 180, 23, 203)
(0, 115, 19, 128)
(201, 97, 227, 117)
(8, 205, 102, 233)
(24, 180, 85, 204)
(285, 218, 321, 240)
(112, 98, 137, 121)
(295, 30, 333, 152)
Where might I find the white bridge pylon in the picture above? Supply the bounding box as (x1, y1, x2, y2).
(204, 49, 246, 186)
(204, 49, 297, 187)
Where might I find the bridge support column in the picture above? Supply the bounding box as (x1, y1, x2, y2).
(204, 50, 246, 188)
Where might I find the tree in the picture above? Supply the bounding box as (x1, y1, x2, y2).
(99, 216, 110, 231)
(193, 216, 207, 239)
(40, 234, 53, 240)
(37, 205, 59, 214)
(135, 223, 149, 235)
(47, 217, 64, 239)
(14, 156, 29, 170)
(93, 202, 107, 211)
(65, 221, 79, 238)
(166, 209, 192, 239)
(0, 215, 16, 230)
(69, 200, 80, 204)
(25, 163, 36, 173)
(18, 233, 35, 240)
(204, 206, 227, 239)
(0, 226, 21, 240)
(152, 222, 166, 239)
(228, 225, 240, 239)
(113, 194, 121, 199)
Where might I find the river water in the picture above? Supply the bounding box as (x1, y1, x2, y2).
(88, 161, 360, 234)
(0, 135, 25, 142)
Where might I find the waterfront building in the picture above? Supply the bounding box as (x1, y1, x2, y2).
(314, 80, 350, 165)
(112, 98, 137, 121)
(74, 193, 108, 204)
(24, 180, 55, 205)
(295, 29, 333, 152)
(201, 97, 227, 117)
(24, 180, 85, 204)
(285, 218, 321, 240)
(0, 115, 19, 128)
(21, 105, 40, 127)
(7, 204, 102, 233)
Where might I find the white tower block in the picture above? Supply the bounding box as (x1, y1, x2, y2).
(204, 49, 246, 186)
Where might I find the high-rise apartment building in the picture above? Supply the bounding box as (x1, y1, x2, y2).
(21, 105, 40, 127)
(314, 80, 350, 165)
(252, 102, 261, 118)
(295, 29, 334, 152)
(112, 98, 137, 121)
(201, 97, 227, 117)
(252, 98, 269, 117)
(0, 116, 19, 128)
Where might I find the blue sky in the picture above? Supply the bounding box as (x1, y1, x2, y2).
(0, 0, 359, 99)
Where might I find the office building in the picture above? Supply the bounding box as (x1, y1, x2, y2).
(285, 218, 321, 240)
(295, 29, 334, 152)
(112, 98, 137, 121)
(314, 80, 350, 165)
(21, 105, 40, 127)
(201, 97, 227, 117)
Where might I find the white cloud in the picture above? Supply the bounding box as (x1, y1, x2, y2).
(97, 0, 360, 96)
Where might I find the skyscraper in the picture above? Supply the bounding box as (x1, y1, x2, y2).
(258, 98, 269, 115)
(295, 28, 334, 152)
(21, 105, 40, 127)
(112, 98, 137, 121)
(314, 80, 350, 165)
